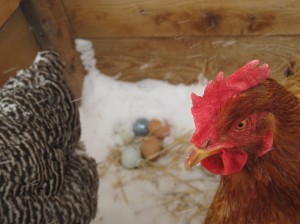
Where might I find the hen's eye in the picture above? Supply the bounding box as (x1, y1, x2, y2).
(236, 119, 248, 130)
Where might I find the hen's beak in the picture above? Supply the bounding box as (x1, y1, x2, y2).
(184, 144, 224, 170)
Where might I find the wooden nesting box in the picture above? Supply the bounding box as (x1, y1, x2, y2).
(1, 0, 300, 98)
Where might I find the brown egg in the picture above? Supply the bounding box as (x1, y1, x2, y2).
(140, 137, 162, 160)
(148, 119, 170, 139)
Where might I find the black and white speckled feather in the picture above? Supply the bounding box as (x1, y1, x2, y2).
(0, 51, 99, 223)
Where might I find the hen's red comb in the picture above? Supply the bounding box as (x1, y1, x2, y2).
(191, 60, 272, 146)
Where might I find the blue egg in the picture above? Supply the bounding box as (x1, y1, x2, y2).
(132, 118, 149, 136)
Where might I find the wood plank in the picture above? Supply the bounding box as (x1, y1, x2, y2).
(0, 9, 39, 85)
(63, 0, 300, 38)
(21, 0, 85, 100)
(91, 36, 300, 84)
(0, 0, 21, 28)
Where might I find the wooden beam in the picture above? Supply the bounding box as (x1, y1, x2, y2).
(63, 0, 300, 38)
(91, 36, 300, 83)
(20, 0, 85, 100)
(0, 0, 21, 28)
(0, 9, 39, 85)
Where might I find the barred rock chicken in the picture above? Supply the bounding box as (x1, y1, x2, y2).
(185, 60, 300, 223)
(0, 51, 99, 223)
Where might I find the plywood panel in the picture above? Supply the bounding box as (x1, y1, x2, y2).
(0, 9, 39, 85)
(63, 0, 300, 38)
(0, 0, 21, 28)
(91, 36, 300, 84)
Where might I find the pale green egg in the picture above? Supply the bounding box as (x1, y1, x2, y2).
(121, 145, 142, 169)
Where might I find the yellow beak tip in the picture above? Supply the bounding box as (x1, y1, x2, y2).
(184, 163, 191, 171)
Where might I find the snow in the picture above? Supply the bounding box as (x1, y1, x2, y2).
(76, 39, 219, 224)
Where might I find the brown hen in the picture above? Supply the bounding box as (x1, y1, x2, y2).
(185, 60, 300, 223)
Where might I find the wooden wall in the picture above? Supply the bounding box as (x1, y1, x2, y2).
(0, 6, 39, 85)
(1, 0, 299, 96)
(63, 0, 300, 83)
(0, 0, 84, 99)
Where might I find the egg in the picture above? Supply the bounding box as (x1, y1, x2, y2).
(120, 145, 142, 169)
(140, 136, 162, 160)
(148, 119, 170, 139)
(117, 127, 135, 144)
(132, 118, 149, 136)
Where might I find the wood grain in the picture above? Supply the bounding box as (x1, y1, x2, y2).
(21, 0, 85, 100)
(0, 0, 21, 28)
(63, 0, 300, 38)
(0, 9, 39, 85)
(91, 36, 300, 84)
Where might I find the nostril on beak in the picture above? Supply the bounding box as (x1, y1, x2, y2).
(200, 139, 211, 148)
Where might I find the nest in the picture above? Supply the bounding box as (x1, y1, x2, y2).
(97, 131, 219, 223)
